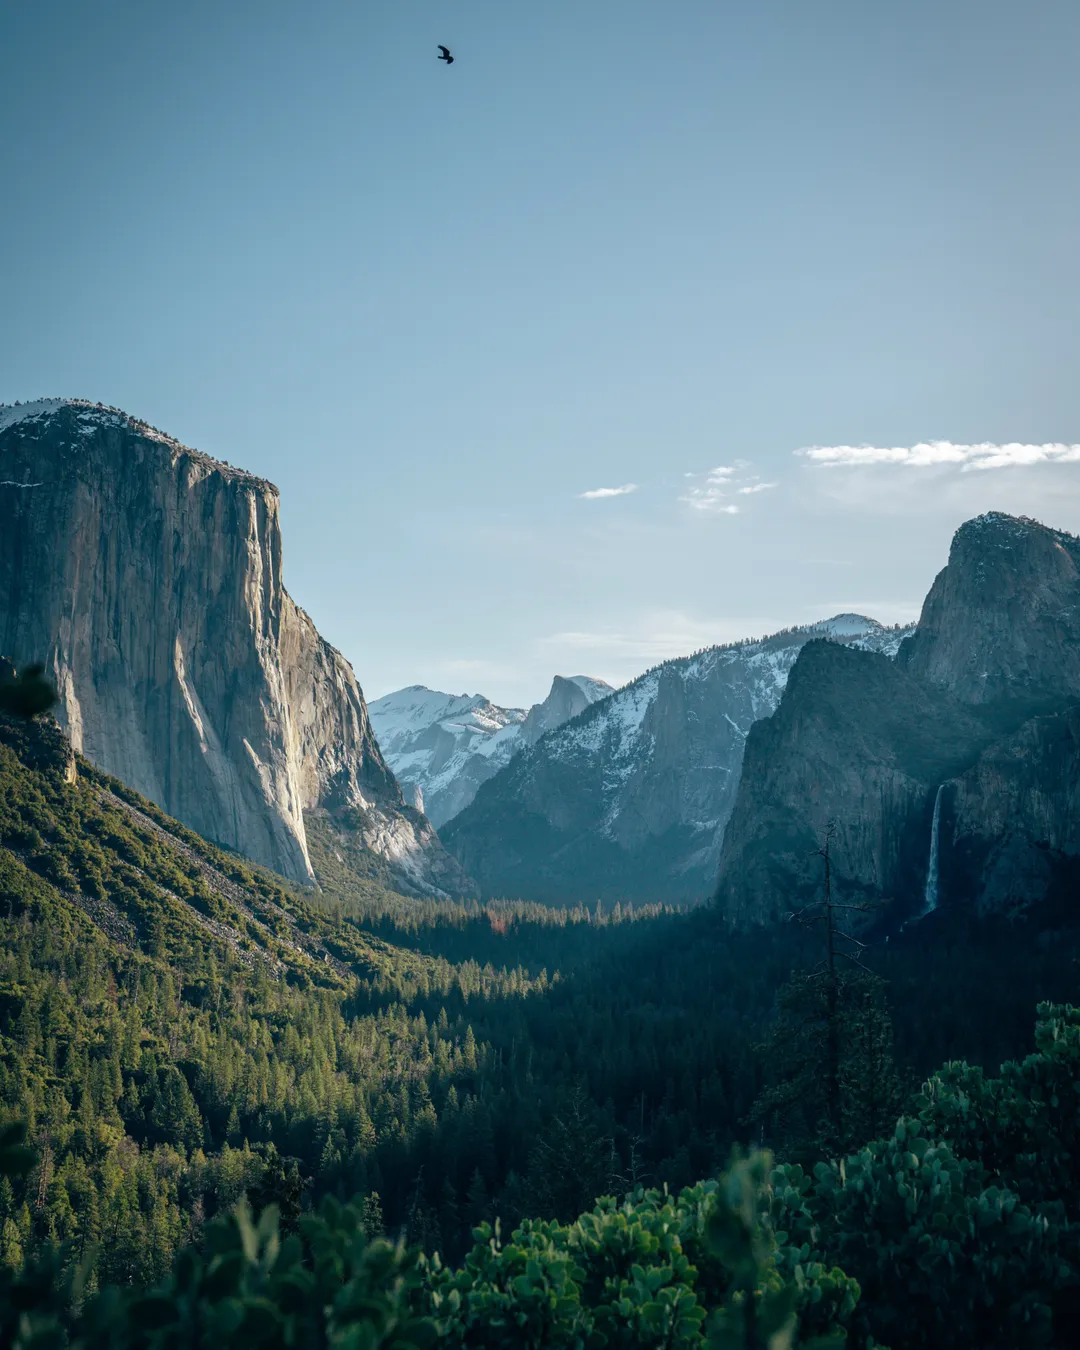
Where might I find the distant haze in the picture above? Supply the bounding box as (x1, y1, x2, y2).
(2, 1, 1079, 706)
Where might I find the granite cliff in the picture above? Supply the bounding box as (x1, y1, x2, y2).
(714, 513, 1080, 925)
(897, 512, 1080, 709)
(0, 399, 470, 897)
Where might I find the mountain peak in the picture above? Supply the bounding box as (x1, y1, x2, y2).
(0, 398, 275, 492)
(442, 616, 908, 906)
(368, 674, 612, 828)
(900, 513, 1080, 708)
(811, 613, 881, 638)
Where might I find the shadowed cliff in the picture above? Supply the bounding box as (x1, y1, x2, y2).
(715, 513, 1080, 925)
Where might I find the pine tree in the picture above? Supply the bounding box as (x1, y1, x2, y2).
(750, 822, 900, 1161)
(524, 1081, 613, 1222)
(360, 1191, 385, 1241)
(0, 1217, 22, 1272)
(465, 1168, 490, 1232)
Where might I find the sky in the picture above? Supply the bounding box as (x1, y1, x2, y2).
(3, 0, 1079, 708)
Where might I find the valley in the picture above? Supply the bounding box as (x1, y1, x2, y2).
(5, 6, 1079, 1341)
(1, 400, 1079, 1347)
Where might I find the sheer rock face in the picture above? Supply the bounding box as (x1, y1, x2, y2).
(713, 642, 993, 925)
(520, 676, 612, 747)
(0, 399, 469, 895)
(715, 514, 1080, 925)
(898, 512, 1080, 710)
(946, 705, 1080, 916)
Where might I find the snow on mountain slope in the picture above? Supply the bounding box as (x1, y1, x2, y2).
(441, 617, 913, 906)
(369, 674, 612, 828)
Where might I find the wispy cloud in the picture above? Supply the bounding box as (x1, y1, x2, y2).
(537, 609, 782, 671)
(679, 462, 776, 513)
(680, 465, 739, 513)
(798, 441, 1080, 472)
(578, 483, 638, 499)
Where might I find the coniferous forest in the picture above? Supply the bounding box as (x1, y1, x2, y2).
(1, 679, 1079, 1348)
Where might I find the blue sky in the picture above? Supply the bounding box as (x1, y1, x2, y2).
(3, 0, 1079, 706)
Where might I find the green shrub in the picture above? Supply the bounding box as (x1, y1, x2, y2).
(0, 1131, 859, 1350)
(771, 1119, 1058, 1348)
(427, 1155, 861, 1348)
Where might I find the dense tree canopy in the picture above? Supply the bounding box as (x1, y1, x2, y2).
(0, 709, 1078, 1345)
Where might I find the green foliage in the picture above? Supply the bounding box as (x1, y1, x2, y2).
(424, 1154, 861, 1349)
(0, 708, 1079, 1346)
(918, 1002, 1080, 1222)
(750, 971, 903, 1164)
(0, 1142, 861, 1349)
(773, 1123, 1055, 1348)
(765, 1004, 1080, 1347)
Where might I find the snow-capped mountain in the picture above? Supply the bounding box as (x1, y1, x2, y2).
(369, 674, 613, 828)
(441, 617, 912, 905)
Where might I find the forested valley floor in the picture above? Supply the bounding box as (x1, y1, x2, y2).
(2, 710, 1079, 1347)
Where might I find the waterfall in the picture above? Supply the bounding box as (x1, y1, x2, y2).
(922, 784, 945, 916)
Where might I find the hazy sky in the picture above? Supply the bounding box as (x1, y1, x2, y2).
(3, 1, 1079, 707)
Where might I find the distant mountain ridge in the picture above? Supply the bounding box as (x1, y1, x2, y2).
(441, 615, 911, 905)
(369, 674, 612, 827)
(0, 397, 471, 898)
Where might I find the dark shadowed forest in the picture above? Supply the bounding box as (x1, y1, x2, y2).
(1, 700, 1079, 1347)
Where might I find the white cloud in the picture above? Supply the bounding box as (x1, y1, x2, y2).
(798, 441, 1080, 472)
(679, 463, 756, 512)
(737, 481, 777, 495)
(578, 483, 638, 499)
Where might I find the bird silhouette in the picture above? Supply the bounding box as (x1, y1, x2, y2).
(437, 45, 454, 65)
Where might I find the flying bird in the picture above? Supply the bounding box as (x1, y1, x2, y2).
(437, 45, 454, 65)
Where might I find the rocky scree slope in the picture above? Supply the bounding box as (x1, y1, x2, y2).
(369, 674, 611, 827)
(442, 616, 910, 906)
(0, 399, 470, 898)
(715, 513, 1080, 925)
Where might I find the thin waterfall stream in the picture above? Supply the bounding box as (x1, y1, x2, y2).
(921, 783, 945, 917)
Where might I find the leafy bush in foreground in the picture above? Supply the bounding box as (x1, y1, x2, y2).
(7, 1001, 1080, 1347)
(0, 1128, 860, 1350)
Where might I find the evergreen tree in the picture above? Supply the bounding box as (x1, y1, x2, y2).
(524, 1081, 613, 1221)
(360, 1190, 384, 1240)
(750, 823, 901, 1161)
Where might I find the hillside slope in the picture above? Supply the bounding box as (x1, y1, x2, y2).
(0, 707, 550, 1280)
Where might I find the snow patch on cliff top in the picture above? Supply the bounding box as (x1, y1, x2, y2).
(0, 399, 75, 433)
(369, 686, 526, 752)
(566, 675, 614, 702)
(811, 613, 878, 637)
(0, 399, 274, 490)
